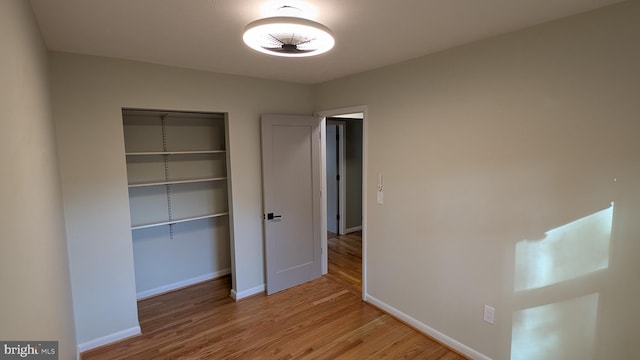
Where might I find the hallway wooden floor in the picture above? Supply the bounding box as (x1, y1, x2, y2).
(82, 231, 467, 360)
(326, 231, 363, 295)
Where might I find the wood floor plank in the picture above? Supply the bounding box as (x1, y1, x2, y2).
(82, 232, 467, 360)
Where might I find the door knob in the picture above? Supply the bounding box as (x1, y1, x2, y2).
(266, 213, 282, 220)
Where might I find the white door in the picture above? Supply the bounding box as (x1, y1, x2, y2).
(261, 114, 322, 295)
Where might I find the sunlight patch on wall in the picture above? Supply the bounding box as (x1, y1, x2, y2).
(514, 203, 613, 292)
(511, 293, 599, 360)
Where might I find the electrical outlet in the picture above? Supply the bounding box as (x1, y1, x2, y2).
(484, 305, 495, 325)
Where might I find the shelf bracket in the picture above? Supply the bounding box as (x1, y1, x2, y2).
(161, 115, 174, 240)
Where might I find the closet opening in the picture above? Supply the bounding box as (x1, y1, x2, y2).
(121, 108, 233, 303)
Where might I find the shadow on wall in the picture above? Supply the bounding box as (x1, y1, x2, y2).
(510, 203, 613, 359)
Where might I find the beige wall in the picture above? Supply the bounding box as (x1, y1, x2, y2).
(50, 53, 314, 345)
(0, 1, 77, 358)
(315, 1, 640, 358)
(344, 119, 363, 230)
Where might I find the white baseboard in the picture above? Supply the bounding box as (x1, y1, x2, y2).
(77, 325, 141, 354)
(136, 269, 231, 300)
(345, 226, 362, 233)
(365, 294, 491, 360)
(230, 283, 265, 301)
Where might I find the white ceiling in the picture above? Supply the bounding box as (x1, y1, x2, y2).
(29, 0, 623, 84)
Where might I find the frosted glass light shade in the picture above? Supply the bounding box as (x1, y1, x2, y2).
(243, 16, 335, 57)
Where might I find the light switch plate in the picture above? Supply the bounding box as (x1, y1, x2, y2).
(484, 305, 495, 325)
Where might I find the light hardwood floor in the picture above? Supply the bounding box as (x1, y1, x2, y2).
(325, 231, 363, 296)
(82, 232, 467, 359)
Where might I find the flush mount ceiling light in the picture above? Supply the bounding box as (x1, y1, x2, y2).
(242, 7, 335, 57)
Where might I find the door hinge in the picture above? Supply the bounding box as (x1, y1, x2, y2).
(337, 214, 340, 220)
(336, 174, 340, 181)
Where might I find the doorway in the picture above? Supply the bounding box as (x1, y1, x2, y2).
(326, 117, 363, 236)
(318, 107, 366, 299)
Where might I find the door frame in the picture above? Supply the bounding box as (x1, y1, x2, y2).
(326, 120, 346, 235)
(316, 105, 367, 300)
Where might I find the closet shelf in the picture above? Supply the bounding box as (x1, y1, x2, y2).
(131, 212, 230, 230)
(128, 177, 227, 188)
(125, 150, 226, 156)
